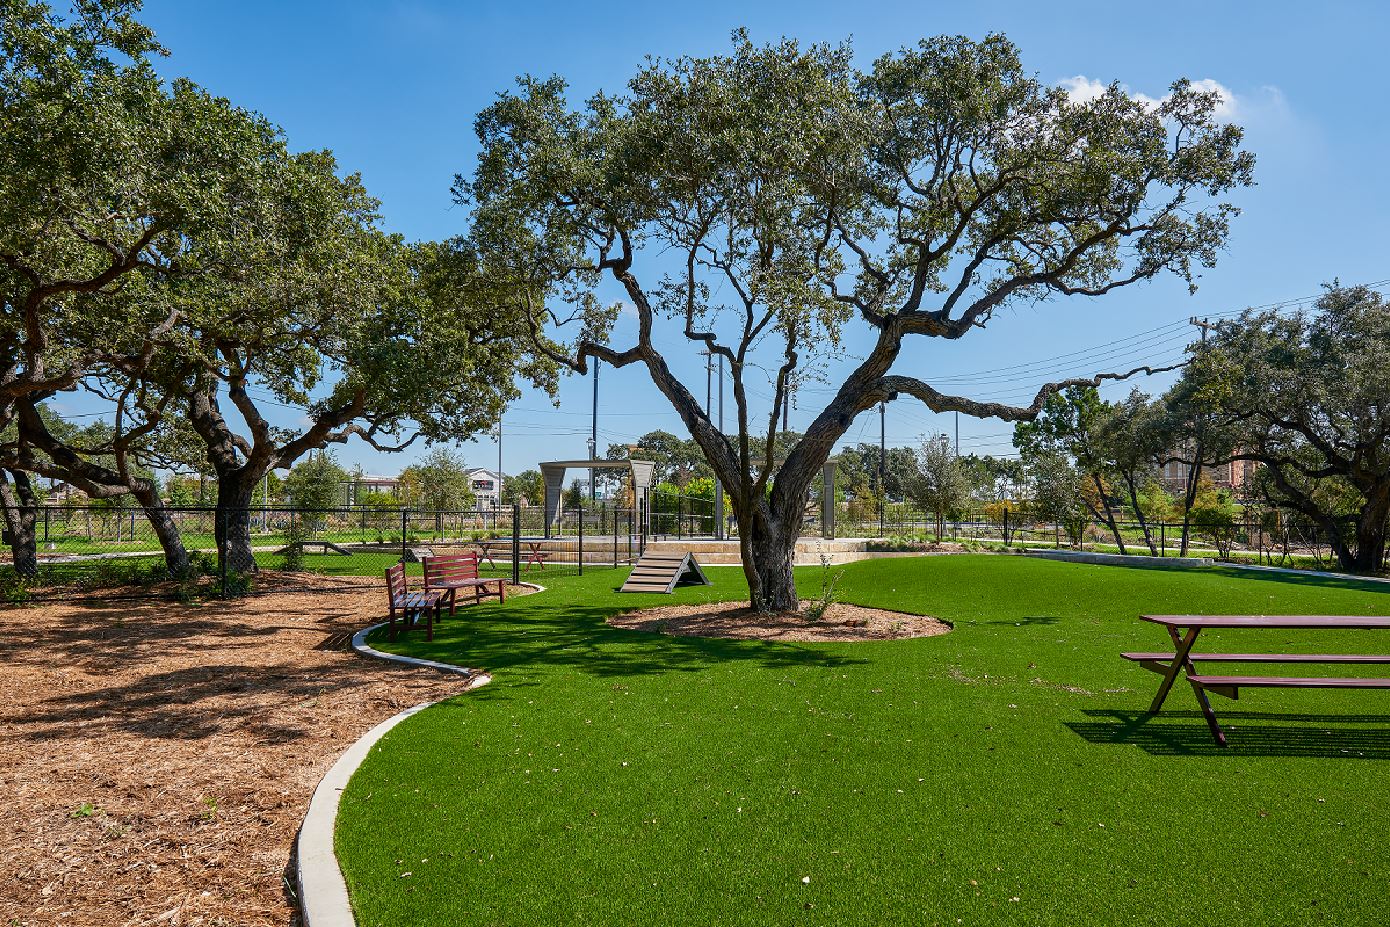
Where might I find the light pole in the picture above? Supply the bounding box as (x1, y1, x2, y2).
(496, 419, 503, 509)
(590, 358, 600, 501)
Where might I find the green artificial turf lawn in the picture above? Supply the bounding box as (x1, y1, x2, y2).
(336, 556, 1390, 926)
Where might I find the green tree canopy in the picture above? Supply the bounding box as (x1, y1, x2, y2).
(606, 430, 711, 487)
(905, 435, 969, 539)
(1180, 284, 1390, 572)
(461, 31, 1253, 609)
(835, 443, 919, 502)
(400, 447, 475, 511)
(285, 451, 348, 510)
(500, 468, 544, 507)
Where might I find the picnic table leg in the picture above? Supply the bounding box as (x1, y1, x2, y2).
(1188, 677, 1227, 746)
(477, 543, 497, 570)
(1148, 627, 1200, 712)
(1147, 625, 1227, 746)
(1163, 626, 1227, 746)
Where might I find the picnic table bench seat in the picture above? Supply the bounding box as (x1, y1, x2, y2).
(1123, 651, 1390, 664)
(1188, 674, 1390, 691)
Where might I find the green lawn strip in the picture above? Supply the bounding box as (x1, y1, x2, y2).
(334, 556, 1389, 925)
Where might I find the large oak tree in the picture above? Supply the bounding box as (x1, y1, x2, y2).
(1181, 284, 1390, 573)
(460, 32, 1252, 610)
(0, 0, 297, 573)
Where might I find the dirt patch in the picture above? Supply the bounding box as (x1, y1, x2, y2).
(609, 600, 950, 642)
(0, 577, 523, 926)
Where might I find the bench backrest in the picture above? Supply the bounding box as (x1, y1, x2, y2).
(386, 562, 409, 600)
(424, 552, 480, 586)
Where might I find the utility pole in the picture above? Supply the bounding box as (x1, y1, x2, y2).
(954, 411, 959, 457)
(715, 354, 725, 540)
(701, 350, 713, 415)
(878, 402, 887, 538)
(781, 387, 790, 436)
(1180, 316, 1216, 555)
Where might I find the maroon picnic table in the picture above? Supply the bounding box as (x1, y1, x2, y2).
(475, 537, 552, 572)
(1125, 615, 1390, 746)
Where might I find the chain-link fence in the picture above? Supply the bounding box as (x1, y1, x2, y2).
(7, 497, 1384, 601)
(829, 502, 1389, 570)
(1, 502, 643, 602)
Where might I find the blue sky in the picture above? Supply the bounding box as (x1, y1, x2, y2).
(96, 0, 1390, 477)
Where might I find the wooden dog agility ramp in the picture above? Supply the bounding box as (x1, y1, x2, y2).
(619, 551, 712, 594)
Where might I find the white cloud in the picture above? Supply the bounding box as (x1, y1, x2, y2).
(1059, 75, 1246, 122)
(1057, 75, 1109, 105)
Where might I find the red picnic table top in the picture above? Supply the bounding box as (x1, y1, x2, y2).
(1142, 615, 1390, 630)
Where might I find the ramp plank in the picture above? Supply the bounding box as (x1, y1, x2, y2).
(619, 551, 713, 594)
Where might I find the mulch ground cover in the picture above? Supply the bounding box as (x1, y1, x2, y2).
(0, 577, 527, 926)
(609, 599, 950, 641)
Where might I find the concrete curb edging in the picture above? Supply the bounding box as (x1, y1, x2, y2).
(296, 582, 544, 926)
(346, 581, 546, 673)
(1022, 548, 1390, 583)
(1022, 548, 1213, 568)
(295, 699, 458, 927)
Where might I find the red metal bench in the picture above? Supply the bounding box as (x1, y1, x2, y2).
(385, 561, 443, 642)
(423, 551, 506, 616)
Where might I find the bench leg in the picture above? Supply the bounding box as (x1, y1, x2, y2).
(388, 612, 398, 642)
(1149, 627, 1200, 712)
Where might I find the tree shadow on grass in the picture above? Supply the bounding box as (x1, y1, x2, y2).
(1067, 708, 1390, 759)
(372, 603, 871, 680)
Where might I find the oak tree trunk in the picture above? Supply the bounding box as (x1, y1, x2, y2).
(133, 486, 191, 577)
(216, 478, 259, 574)
(1340, 494, 1390, 574)
(736, 499, 799, 612)
(0, 470, 38, 578)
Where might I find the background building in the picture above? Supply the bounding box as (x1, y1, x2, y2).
(468, 467, 502, 507)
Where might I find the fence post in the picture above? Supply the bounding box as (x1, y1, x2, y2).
(511, 501, 521, 586)
(577, 497, 584, 576)
(1160, 522, 1166, 558)
(400, 508, 408, 564)
(1003, 507, 1010, 548)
